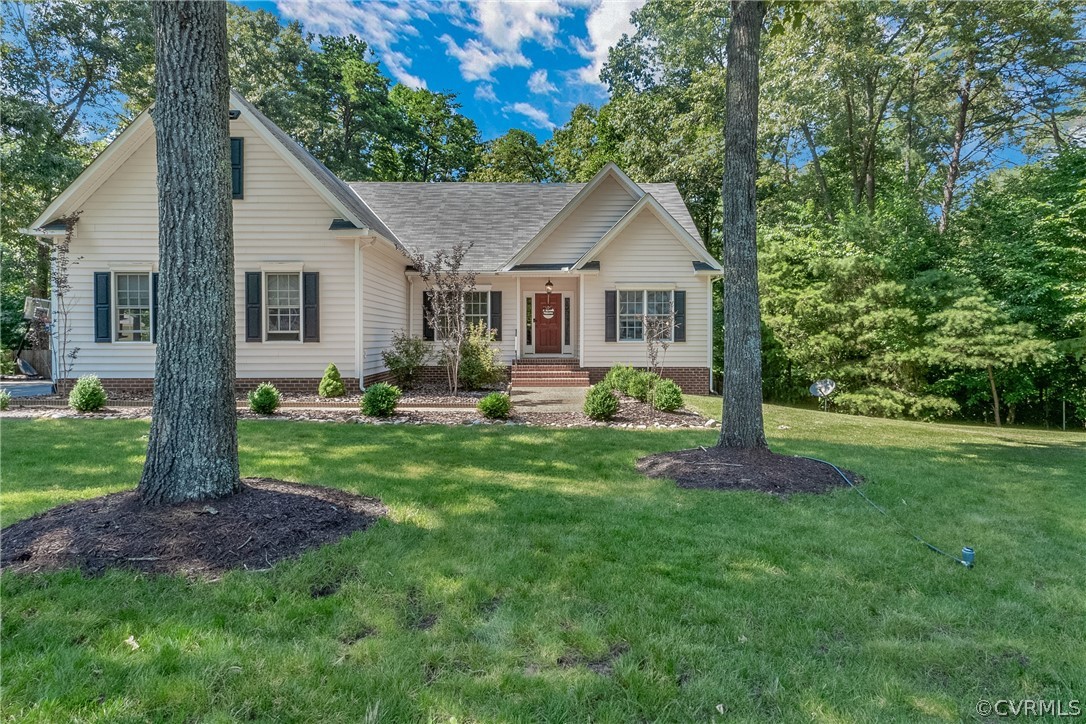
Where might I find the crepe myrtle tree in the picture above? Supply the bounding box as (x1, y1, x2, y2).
(406, 243, 477, 393)
(139, 0, 240, 505)
(643, 308, 675, 377)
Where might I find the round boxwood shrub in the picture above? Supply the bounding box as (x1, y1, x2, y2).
(362, 382, 401, 417)
(603, 364, 637, 395)
(583, 383, 619, 421)
(248, 382, 282, 414)
(477, 391, 511, 419)
(318, 362, 347, 398)
(626, 371, 657, 403)
(68, 374, 108, 412)
(0, 390, 10, 411)
(651, 378, 684, 412)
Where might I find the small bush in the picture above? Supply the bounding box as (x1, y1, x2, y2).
(626, 371, 658, 402)
(0, 354, 16, 376)
(583, 383, 620, 421)
(362, 382, 401, 417)
(603, 364, 637, 394)
(459, 322, 506, 390)
(651, 378, 684, 412)
(318, 362, 347, 398)
(477, 392, 511, 419)
(0, 390, 10, 411)
(835, 389, 907, 418)
(68, 375, 107, 412)
(248, 382, 281, 414)
(382, 330, 430, 389)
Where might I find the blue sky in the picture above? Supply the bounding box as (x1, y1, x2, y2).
(237, 0, 646, 141)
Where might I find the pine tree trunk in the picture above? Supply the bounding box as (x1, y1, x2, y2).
(718, 0, 767, 451)
(987, 365, 1002, 427)
(139, 0, 239, 505)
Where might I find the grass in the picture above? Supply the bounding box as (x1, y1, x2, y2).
(1, 400, 1083, 722)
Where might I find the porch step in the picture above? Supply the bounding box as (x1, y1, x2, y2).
(511, 360, 590, 388)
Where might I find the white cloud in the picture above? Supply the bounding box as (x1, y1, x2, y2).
(440, 34, 529, 82)
(504, 102, 555, 130)
(469, 0, 569, 51)
(474, 83, 499, 102)
(573, 0, 645, 86)
(527, 69, 557, 95)
(273, 0, 435, 88)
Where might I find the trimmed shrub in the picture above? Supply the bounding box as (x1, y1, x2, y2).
(477, 391, 511, 419)
(362, 382, 401, 417)
(651, 378, 684, 412)
(626, 371, 658, 403)
(68, 374, 107, 412)
(459, 321, 506, 390)
(381, 330, 430, 389)
(318, 362, 347, 398)
(583, 383, 620, 421)
(603, 364, 637, 395)
(248, 382, 281, 414)
(0, 390, 10, 411)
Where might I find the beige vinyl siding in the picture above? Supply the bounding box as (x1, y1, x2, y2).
(59, 115, 359, 380)
(361, 241, 409, 376)
(520, 176, 637, 265)
(582, 211, 709, 368)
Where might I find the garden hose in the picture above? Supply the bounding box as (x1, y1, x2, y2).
(799, 456, 974, 568)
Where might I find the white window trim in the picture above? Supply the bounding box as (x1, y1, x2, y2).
(112, 270, 154, 344)
(431, 290, 494, 342)
(263, 269, 304, 344)
(617, 289, 674, 343)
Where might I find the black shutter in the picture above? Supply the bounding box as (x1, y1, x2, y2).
(94, 272, 111, 342)
(490, 290, 502, 341)
(564, 297, 571, 346)
(245, 272, 262, 342)
(604, 290, 617, 342)
(422, 291, 435, 341)
(231, 138, 244, 199)
(303, 271, 320, 342)
(673, 290, 686, 342)
(151, 272, 159, 343)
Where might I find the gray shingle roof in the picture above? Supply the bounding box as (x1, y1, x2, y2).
(348, 181, 704, 271)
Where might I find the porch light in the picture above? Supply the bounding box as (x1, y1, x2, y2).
(544, 279, 553, 292)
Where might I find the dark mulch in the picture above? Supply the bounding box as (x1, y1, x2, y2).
(637, 447, 858, 496)
(0, 478, 387, 577)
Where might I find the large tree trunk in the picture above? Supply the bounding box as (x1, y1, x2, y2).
(718, 0, 767, 450)
(139, 0, 239, 505)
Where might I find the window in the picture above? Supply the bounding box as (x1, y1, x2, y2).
(525, 297, 533, 345)
(464, 291, 490, 330)
(115, 273, 151, 342)
(266, 272, 301, 341)
(618, 290, 673, 342)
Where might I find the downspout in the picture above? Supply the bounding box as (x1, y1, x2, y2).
(578, 273, 585, 368)
(355, 238, 363, 390)
(707, 276, 713, 394)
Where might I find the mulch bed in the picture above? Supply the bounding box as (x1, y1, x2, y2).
(0, 478, 387, 578)
(637, 447, 859, 496)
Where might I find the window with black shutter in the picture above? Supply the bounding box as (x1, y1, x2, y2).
(231, 137, 244, 199)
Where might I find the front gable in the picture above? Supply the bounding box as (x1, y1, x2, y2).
(504, 164, 643, 270)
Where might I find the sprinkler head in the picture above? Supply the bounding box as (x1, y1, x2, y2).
(961, 546, 975, 567)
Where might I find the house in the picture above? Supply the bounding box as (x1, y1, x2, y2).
(28, 91, 722, 396)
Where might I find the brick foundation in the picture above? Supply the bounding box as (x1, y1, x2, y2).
(365, 365, 511, 388)
(585, 366, 710, 394)
(56, 377, 362, 398)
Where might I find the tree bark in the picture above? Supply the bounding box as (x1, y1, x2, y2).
(718, 0, 767, 450)
(987, 364, 1002, 427)
(139, 0, 239, 504)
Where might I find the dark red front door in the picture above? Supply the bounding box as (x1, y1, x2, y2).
(534, 293, 562, 353)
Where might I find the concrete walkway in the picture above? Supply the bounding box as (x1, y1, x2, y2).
(0, 380, 55, 397)
(510, 386, 587, 413)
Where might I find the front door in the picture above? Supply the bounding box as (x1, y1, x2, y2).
(534, 293, 562, 353)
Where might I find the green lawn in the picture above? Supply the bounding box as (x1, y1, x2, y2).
(2, 401, 1083, 722)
